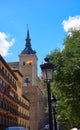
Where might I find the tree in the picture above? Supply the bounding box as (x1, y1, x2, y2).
(48, 30, 80, 130)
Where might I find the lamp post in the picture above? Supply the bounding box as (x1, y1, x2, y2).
(40, 57, 54, 130)
(51, 96, 57, 130)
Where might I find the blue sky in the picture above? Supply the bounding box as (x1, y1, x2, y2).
(0, 0, 80, 75)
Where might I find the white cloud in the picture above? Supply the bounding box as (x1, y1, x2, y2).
(62, 16, 80, 33)
(0, 32, 15, 56)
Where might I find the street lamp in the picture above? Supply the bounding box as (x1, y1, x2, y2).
(51, 96, 57, 130)
(40, 57, 54, 130)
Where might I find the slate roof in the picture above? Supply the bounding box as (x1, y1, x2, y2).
(21, 29, 36, 55)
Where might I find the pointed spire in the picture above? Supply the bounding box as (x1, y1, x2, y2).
(25, 24, 31, 47)
(27, 24, 30, 39)
(20, 25, 36, 55)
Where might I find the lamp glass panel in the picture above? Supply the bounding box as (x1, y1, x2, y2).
(46, 69, 53, 81)
(42, 69, 53, 82)
(42, 69, 47, 81)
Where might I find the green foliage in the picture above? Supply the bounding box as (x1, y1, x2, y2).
(47, 30, 80, 130)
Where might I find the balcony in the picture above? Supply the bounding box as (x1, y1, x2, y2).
(0, 69, 17, 90)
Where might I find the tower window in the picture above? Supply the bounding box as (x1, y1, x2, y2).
(23, 61, 25, 65)
(23, 77, 30, 86)
(25, 78, 30, 83)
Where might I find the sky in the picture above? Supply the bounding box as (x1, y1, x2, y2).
(0, 0, 80, 75)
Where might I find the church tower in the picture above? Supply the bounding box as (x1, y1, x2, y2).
(19, 28, 39, 130)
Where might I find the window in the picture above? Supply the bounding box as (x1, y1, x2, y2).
(24, 77, 30, 84)
(23, 62, 25, 65)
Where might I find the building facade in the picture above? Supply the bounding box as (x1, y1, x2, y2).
(0, 55, 30, 130)
(13, 69, 30, 129)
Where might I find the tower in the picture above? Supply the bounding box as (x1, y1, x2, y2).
(19, 28, 38, 87)
(19, 28, 39, 130)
